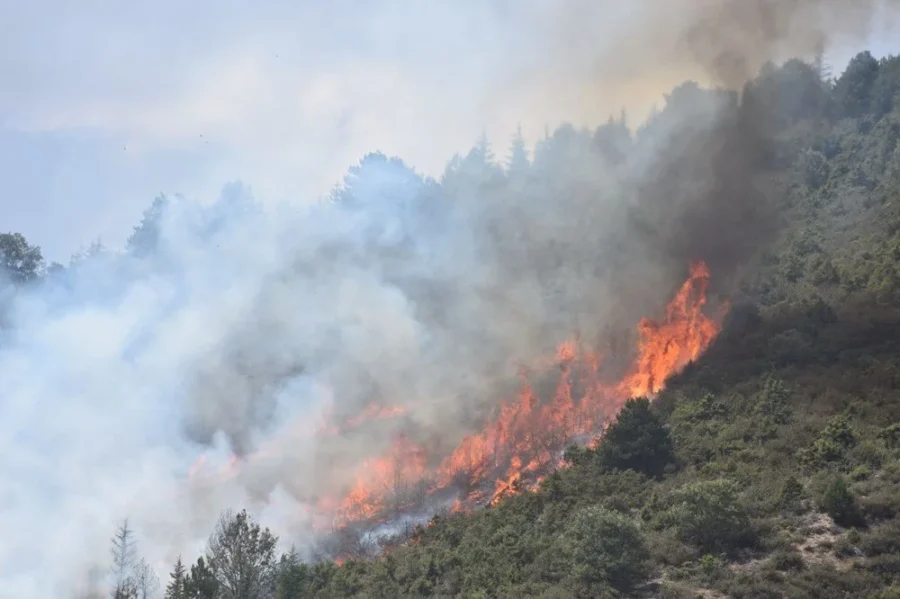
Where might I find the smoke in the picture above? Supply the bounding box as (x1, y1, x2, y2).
(1, 1, 896, 596)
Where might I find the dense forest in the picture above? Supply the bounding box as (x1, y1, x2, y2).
(5, 49, 900, 598)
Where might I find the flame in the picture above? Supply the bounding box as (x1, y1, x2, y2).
(319, 435, 428, 529)
(199, 262, 722, 536)
(619, 262, 721, 397)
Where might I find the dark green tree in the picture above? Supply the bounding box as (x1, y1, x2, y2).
(834, 51, 880, 118)
(275, 547, 307, 599)
(206, 509, 279, 598)
(597, 397, 675, 477)
(0, 232, 43, 283)
(668, 480, 754, 553)
(184, 557, 218, 599)
(870, 54, 900, 116)
(164, 556, 187, 599)
(798, 148, 830, 189)
(564, 506, 650, 592)
(821, 477, 863, 527)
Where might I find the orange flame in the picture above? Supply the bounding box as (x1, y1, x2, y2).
(620, 262, 721, 397)
(208, 262, 723, 534)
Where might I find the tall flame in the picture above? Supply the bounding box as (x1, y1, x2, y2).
(189, 262, 723, 536)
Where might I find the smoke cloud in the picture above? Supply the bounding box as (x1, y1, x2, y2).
(1, 1, 896, 596)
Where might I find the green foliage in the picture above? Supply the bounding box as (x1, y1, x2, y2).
(800, 415, 858, 466)
(770, 548, 806, 572)
(820, 477, 864, 527)
(563, 506, 650, 591)
(184, 556, 218, 599)
(799, 148, 830, 188)
(665, 480, 754, 554)
(596, 397, 675, 477)
(206, 509, 279, 598)
(777, 475, 805, 511)
(0, 232, 43, 284)
(755, 376, 793, 430)
(164, 556, 187, 599)
(878, 423, 900, 448)
(834, 51, 881, 118)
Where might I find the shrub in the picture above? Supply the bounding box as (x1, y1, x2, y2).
(799, 148, 831, 189)
(858, 520, 900, 557)
(820, 477, 864, 527)
(777, 475, 806, 512)
(666, 480, 755, 553)
(596, 397, 675, 477)
(878, 423, 900, 449)
(770, 548, 806, 572)
(800, 415, 858, 466)
(564, 506, 650, 591)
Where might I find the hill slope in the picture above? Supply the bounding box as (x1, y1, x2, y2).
(265, 53, 900, 599)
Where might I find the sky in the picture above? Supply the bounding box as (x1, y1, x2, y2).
(0, 1, 898, 262)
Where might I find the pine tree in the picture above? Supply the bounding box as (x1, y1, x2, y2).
(110, 520, 137, 599)
(276, 547, 306, 599)
(506, 125, 530, 175)
(474, 129, 495, 165)
(596, 397, 675, 477)
(164, 556, 187, 599)
(132, 558, 159, 599)
(184, 557, 218, 599)
(206, 509, 278, 598)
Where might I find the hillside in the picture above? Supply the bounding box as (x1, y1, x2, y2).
(263, 53, 900, 598)
(4, 51, 900, 598)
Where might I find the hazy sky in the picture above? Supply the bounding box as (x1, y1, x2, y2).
(0, 1, 897, 261)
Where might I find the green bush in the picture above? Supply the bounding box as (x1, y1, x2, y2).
(858, 520, 900, 557)
(770, 548, 806, 572)
(596, 397, 675, 477)
(799, 148, 831, 189)
(777, 475, 806, 511)
(820, 477, 864, 527)
(666, 480, 755, 553)
(563, 506, 650, 592)
(800, 415, 858, 466)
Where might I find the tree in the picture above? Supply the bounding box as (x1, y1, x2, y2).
(132, 558, 160, 599)
(798, 148, 830, 189)
(758, 377, 791, 423)
(110, 520, 137, 599)
(0, 232, 43, 283)
(206, 509, 279, 599)
(506, 125, 530, 175)
(329, 152, 424, 210)
(834, 51, 880, 118)
(870, 54, 900, 116)
(127, 196, 169, 257)
(820, 477, 863, 527)
(564, 506, 650, 592)
(184, 557, 218, 599)
(108, 520, 159, 599)
(165, 556, 187, 599)
(667, 480, 754, 553)
(597, 397, 675, 477)
(275, 547, 307, 599)
(593, 113, 631, 165)
(800, 414, 858, 465)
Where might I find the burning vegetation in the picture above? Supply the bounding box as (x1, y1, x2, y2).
(260, 261, 724, 541)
